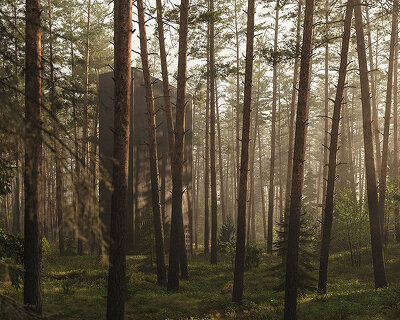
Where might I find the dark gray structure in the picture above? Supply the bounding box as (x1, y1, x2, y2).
(99, 67, 192, 253)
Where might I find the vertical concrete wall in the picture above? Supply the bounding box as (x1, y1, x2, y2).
(99, 67, 192, 253)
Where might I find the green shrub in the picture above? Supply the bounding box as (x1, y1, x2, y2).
(0, 229, 24, 289)
(245, 243, 262, 270)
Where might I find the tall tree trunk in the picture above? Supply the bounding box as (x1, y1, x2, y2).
(258, 125, 267, 242)
(354, 0, 387, 289)
(378, 0, 398, 240)
(24, 0, 42, 312)
(204, 23, 210, 254)
(365, 5, 382, 175)
(394, 30, 400, 242)
(216, 84, 226, 223)
(317, 0, 353, 295)
(234, 0, 240, 220)
(13, 143, 20, 234)
(210, 0, 218, 265)
(48, 0, 64, 256)
(284, 0, 302, 214)
(321, 0, 329, 233)
(106, 0, 132, 316)
(283, 0, 314, 318)
(267, 1, 279, 253)
(232, 0, 255, 303)
(137, 0, 167, 285)
(77, 0, 91, 256)
(167, 0, 190, 291)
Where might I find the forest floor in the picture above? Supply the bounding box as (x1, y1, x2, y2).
(1, 243, 400, 320)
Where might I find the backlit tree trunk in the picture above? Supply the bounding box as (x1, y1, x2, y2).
(267, 0, 279, 254)
(318, 0, 353, 294)
(378, 0, 398, 240)
(24, 0, 42, 312)
(106, 0, 132, 316)
(354, 0, 387, 289)
(167, 0, 190, 291)
(137, 0, 167, 285)
(210, 0, 218, 265)
(232, 0, 255, 303)
(283, 0, 314, 318)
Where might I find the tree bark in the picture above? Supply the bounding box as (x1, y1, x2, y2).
(394, 30, 400, 242)
(24, 0, 42, 312)
(137, 0, 167, 285)
(284, 0, 302, 215)
(378, 0, 399, 240)
(321, 0, 329, 234)
(317, 0, 353, 295)
(204, 21, 210, 254)
(232, 0, 255, 303)
(210, 0, 218, 265)
(267, 1, 279, 254)
(48, 0, 64, 256)
(216, 84, 226, 224)
(283, 0, 314, 318)
(365, 5, 382, 175)
(258, 125, 267, 242)
(106, 0, 132, 316)
(354, 0, 387, 289)
(167, 0, 190, 291)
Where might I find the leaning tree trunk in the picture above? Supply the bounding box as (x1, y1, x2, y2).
(24, 0, 42, 313)
(232, 0, 255, 303)
(378, 0, 399, 240)
(283, 0, 314, 319)
(167, 0, 190, 292)
(137, 0, 167, 285)
(354, 0, 387, 289)
(267, 0, 279, 254)
(106, 0, 132, 317)
(317, 0, 353, 295)
(210, 0, 218, 265)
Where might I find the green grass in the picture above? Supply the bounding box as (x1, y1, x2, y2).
(1, 244, 400, 319)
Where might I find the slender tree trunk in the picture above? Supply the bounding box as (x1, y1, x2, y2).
(354, 0, 387, 289)
(234, 0, 240, 220)
(232, 0, 255, 303)
(210, 0, 218, 265)
(48, 0, 64, 256)
(365, 5, 382, 175)
(317, 0, 353, 294)
(285, 0, 302, 214)
(258, 126, 267, 242)
(216, 84, 226, 223)
(283, 0, 314, 318)
(106, 0, 132, 316)
(267, 1, 279, 253)
(24, 0, 42, 312)
(204, 22, 210, 254)
(195, 148, 200, 249)
(137, 0, 167, 285)
(321, 0, 329, 233)
(77, 0, 91, 256)
(394, 31, 400, 242)
(378, 0, 398, 239)
(13, 143, 20, 234)
(167, 0, 190, 291)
